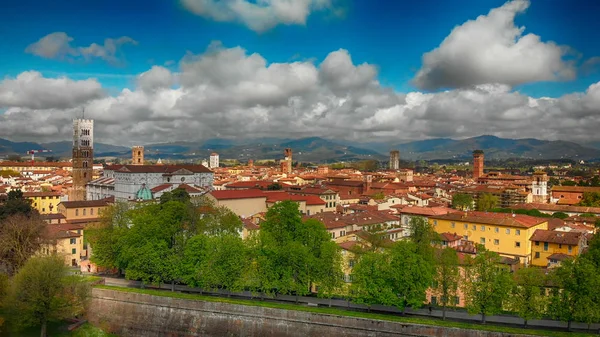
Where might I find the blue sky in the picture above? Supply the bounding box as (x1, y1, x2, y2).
(2, 0, 598, 96)
(1, 0, 600, 145)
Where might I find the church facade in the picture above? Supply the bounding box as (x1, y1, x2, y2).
(86, 164, 213, 201)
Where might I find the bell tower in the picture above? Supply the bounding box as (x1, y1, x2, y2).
(72, 118, 94, 201)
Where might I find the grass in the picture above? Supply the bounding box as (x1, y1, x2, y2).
(96, 285, 596, 337)
(60, 323, 118, 337)
(0, 321, 116, 337)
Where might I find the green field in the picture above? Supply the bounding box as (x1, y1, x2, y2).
(96, 285, 596, 337)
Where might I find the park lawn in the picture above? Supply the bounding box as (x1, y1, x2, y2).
(96, 285, 595, 337)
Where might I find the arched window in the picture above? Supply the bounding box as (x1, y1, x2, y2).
(138, 151, 141, 156)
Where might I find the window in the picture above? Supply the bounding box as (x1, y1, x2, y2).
(349, 260, 355, 268)
(83, 209, 86, 216)
(494, 239, 499, 245)
(75, 209, 79, 216)
(434, 220, 438, 226)
(495, 227, 499, 233)
(535, 241, 539, 246)
(431, 296, 437, 306)
(515, 241, 521, 248)
(535, 252, 540, 258)
(464, 224, 468, 229)
(481, 226, 485, 231)
(480, 237, 486, 244)
(472, 224, 476, 230)
(544, 242, 549, 251)
(91, 208, 94, 215)
(42, 208, 45, 212)
(451, 222, 455, 228)
(559, 244, 562, 249)
(70, 238, 76, 245)
(506, 229, 510, 234)
(516, 229, 521, 236)
(453, 296, 460, 306)
(72, 248, 77, 255)
(568, 245, 573, 253)
(331, 233, 335, 239)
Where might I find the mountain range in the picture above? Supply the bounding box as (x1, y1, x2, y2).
(1, 135, 600, 163)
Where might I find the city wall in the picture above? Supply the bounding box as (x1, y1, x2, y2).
(89, 288, 534, 337)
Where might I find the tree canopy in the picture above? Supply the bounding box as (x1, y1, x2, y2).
(452, 193, 473, 210)
(476, 193, 499, 212)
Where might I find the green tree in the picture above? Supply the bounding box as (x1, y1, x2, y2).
(548, 258, 600, 331)
(476, 193, 499, 211)
(389, 241, 435, 314)
(561, 180, 577, 186)
(0, 272, 7, 331)
(452, 193, 473, 210)
(0, 189, 35, 220)
(408, 216, 438, 264)
(433, 248, 460, 320)
(350, 252, 396, 310)
(508, 267, 547, 327)
(86, 201, 132, 272)
(551, 212, 569, 219)
(5, 255, 89, 337)
(0, 213, 47, 275)
(266, 183, 282, 190)
(195, 234, 247, 294)
(160, 188, 191, 204)
(462, 249, 513, 324)
(192, 197, 243, 236)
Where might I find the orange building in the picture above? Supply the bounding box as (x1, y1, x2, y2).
(472, 150, 484, 179)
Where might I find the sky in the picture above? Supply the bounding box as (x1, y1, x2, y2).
(0, 0, 599, 146)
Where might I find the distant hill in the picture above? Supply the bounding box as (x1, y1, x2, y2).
(1, 135, 600, 163)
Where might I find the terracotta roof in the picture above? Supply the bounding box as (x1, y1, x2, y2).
(151, 184, 172, 193)
(552, 186, 600, 193)
(393, 205, 459, 217)
(430, 211, 548, 229)
(59, 199, 111, 208)
(210, 189, 267, 200)
(338, 240, 359, 251)
(66, 217, 102, 224)
(23, 191, 62, 197)
(512, 203, 600, 215)
(176, 184, 204, 194)
(530, 229, 583, 245)
(41, 213, 67, 220)
(546, 253, 573, 261)
(440, 232, 462, 242)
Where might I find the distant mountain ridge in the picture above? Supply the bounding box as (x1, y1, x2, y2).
(1, 135, 599, 162)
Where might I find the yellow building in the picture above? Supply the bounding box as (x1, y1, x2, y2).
(57, 199, 112, 226)
(429, 211, 548, 265)
(23, 191, 62, 214)
(42, 223, 85, 267)
(529, 229, 587, 268)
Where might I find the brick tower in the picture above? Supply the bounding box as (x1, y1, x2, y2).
(389, 150, 400, 170)
(281, 148, 292, 174)
(132, 146, 144, 165)
(72, 119, 94, 201)
(472, 150, 484, 180)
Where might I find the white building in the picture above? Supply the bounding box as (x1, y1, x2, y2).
(209, 153, 219, 169)
(86, 164, 213, 201)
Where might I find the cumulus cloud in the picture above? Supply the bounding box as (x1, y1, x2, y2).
(413, 0, 576, 90)
(0, 71, 105, 110)
(181, 0, 332, 32)
(25, 32, 138, 65)
(2, 43, 600, 146)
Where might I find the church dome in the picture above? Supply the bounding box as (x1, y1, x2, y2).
(136, 184, 153, 200)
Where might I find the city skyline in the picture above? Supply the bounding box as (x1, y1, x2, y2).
(1, 0, 599, 146)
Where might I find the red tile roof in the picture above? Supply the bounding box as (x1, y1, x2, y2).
(23, 191, 62, 197)
(530, 229, 584, 246)
(210, 189, 267, 200)
(59, 199, 112, 208)
(430, 211, 548, 229)
(150, 184, 172, 193)
(105, 164, 212, 174)
(176, 184, 204, 194)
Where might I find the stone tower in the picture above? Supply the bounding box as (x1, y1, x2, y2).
(281, 148, 292, 174)
(532, 171, 548, 203)
(389, 150, 400, 170)
(132, 146, 144, 165)
(209, 152, 219, 169)
(472, 150, 484, 180)
(72, 119, 94, 201)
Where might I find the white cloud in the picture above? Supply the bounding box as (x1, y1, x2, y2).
(0, 71, 105, 110)
(2, 43, 600, 147)
(25, 32, 138, 65)
(181, 0, 332, 32)
(413, 0, 576, 90)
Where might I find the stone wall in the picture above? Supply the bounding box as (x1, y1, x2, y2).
(89, 288, 534, 337)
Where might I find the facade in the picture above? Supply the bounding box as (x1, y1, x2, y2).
(551, 186, 600, 204)
(57, 199, 111, 226)
(531, 171, 548, 203)
(397, 169, 413, 182)
(87, 164, 213, 201)
(209, 153, 219, 169)
(429, 212, 549, 265)
(207, 189, 268, 217)
(281, 148, 292, 174)
(389, 150, 400, 170)
(461, 185, 528, 208)
(472, 150, 484, 179)
(23, 191, 62, 214)
(132, 146, 144, 165)
(71, 119, 94, 201)
(43, 223, 85, 267)
(287, 186, 339, 212)
(0, 161, 72, 172)
(529, 229, 587, 267)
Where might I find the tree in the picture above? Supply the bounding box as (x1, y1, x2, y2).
(548, 258, 600, 331)
(0, 272, 7, 331)
(476, 193, 499, 212)
(462, 249, 513, 324)
(266, 183, 282, 190)
(160, 189, 191, 204)
(452, 193, 473, 210)
(5, 255, 89, 337)
(350, 252, 396, 310)
(86, 201, 132, 272)
(508, 267, 547, 327)
(551, 212, 569, 219)
(561, 180, 577, 186)
(0, 189, 34, 220)
(0, 213, 47, 275)
(433, 248, 460, 320)
(408, 216, 438, 264)
(194, 234, 247, 294)
(389, 241, 435, 314)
